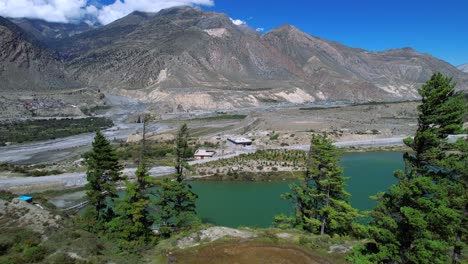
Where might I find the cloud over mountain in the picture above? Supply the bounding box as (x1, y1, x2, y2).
(0, 0, 214, 25)
(0, 0, 88, 23)
(230, 18, 246, 26)
(96, 0, 214, 25)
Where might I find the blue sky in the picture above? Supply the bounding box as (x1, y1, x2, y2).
(201, 0, 468, 66)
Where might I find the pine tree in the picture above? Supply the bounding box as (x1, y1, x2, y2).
(109, 163, 154, 242)
(404, 72, 465, 171)
(349, 73, 467, 263)
(155, 123, 198, 236)
(108, 116, 156, 243)
(405, 72, 467, 263)
(274, 133, 359, 236)
(435, 138, 467, 264)
(174, 123, 193, 182)
(155, 177, 198, 236)
(84, 130, 123, 223)
(349, 162, 456, 263)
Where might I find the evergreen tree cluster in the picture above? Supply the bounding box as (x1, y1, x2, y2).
(77, 73, 466, 262)
(348, 73, 467, 263)
(82, 123, 198, 247)
(274, 73, 466, 263)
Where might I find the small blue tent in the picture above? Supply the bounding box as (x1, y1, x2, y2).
(18, 195, 33, 202)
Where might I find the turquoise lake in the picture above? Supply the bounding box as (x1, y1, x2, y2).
(191, 151, 403, 228)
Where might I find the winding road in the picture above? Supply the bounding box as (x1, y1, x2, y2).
(0, 136, 409, 191)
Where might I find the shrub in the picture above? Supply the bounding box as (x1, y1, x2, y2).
(262, 230, 279, 243)
(270, 133, 279, 140)
(22, 246, 47, 263)
(0, 190, 15, 201)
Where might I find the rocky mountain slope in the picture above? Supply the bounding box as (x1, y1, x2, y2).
(59, 8, 305, 92)
(0, 16, 79, 91)
(4, 7, 468, 111)
(10, 18, 93, 47)
(458, 64, 468, 73)
(49, 6, 467, 110)
(263, 25, 468, 99)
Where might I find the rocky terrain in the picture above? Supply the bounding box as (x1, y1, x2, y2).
(0, 7, 468, 112)
(53, 6, 467, 110)
(1, 6, 465, 112)
(0, 198, 61, 234)
(0, 88, 106, 119)
(0, 16, 106, 119)
(10, 18, 93, 47)
(458, 63, 468, 73)
(155, 226, 352, 263)
(0, 16, 79, 91)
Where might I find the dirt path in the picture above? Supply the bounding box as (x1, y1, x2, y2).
(0, 123, 169, 164)
(284, 136, 407, 151)
(0, 136, 415, 192)
(0, 166, 175, 193)
(172, 242, 336, 264)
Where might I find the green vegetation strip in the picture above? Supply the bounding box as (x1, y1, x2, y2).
(0, 163, 64, 177)
(0, 117, 114, 145)
(197, 149, 308, 168)
(188, 114, 247, 121)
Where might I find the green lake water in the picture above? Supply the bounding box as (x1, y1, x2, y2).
(191, 151, 403, 228)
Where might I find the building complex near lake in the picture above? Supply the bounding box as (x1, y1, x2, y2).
(194, 149, 216, 160)
(227, 137, 253, 147)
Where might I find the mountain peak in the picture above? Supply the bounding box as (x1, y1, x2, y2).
(382, 47, 419, 55)
(157, 5, 201, 16)
(273, 24, 298, 32)
(401, 47, 416, 52)
(128, 10, 156, 18)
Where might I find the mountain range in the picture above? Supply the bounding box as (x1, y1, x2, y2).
(0, 16, 79, 91)
(458, 64, 468, 73)
(1, 6, 467, 110)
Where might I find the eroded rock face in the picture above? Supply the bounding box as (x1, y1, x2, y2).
(0, 16, 79, 91)
(0, 198, 61, 234)
(177, 227, 257, 249)
(39, 6, 466, 109)
(3, 7, 468, 111)
(328, 244, 353, 254)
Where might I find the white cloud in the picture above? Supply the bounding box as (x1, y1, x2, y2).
(0, 0, 215, 25)
(97, 0, 214, 25)
(230, 18, 246, 26)
(0, 0, 88, 23)
(256, 27, 264, 32)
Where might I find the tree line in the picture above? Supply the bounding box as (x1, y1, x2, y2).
(274, 73, 467, 263)
(0, 117, 113, 145)
(80, 122, 197, 249)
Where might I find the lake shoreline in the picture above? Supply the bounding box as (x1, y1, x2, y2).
(190, 171, 302, 182)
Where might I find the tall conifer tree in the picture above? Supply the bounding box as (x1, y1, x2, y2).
(85, 130, 123, 222)
(108, 116, 157, 243)
(275, 134, 359, 236)
(155, 123, 198, 236)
